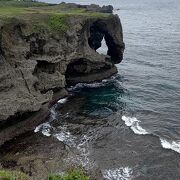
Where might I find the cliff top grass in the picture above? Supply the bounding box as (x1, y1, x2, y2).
(0, 0, 110, 19)
(0, 0, 111, 33)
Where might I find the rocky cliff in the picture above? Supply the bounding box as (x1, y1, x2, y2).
(0, 3, 124, 125)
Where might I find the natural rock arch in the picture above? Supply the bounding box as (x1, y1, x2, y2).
(88, 19, 124, 64)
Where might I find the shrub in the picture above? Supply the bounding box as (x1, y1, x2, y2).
(0, 170, 29, 180)
(48, 15, 69, 33)
(46, 169, 89, 180)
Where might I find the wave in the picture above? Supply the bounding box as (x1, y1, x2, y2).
(122, 116, 149, 135)
(160, 138, 180, 154)
(67, 76, 117, 91)
(102, 167, 133, 180)
(34, 122, 52, 137)
(58, 97, 68, 104)
(55, 129, 94, 168)
(68, 82, 106, 91)
(34, 120, 95, 168)
(121, 116, 180, 154)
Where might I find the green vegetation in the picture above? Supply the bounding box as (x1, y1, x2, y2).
(0, 169, 88, 180)
(0, 0, 48, 8)
(0, 0, 110, 33)
(0, 170, 29, 180)
(0, 0, 109, 18)
(46, 169, 88, 180)
(48, 15, 69, 33)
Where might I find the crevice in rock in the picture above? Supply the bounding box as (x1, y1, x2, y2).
(14, 24, 24, 40)
(19, 69, 31, 94)
(0, 26, 5, 56)
(0, 111, 37, 133)
(65, 58, 113, 85)
(65, 58, 88, 77)
(30, 36, 46, 55)
(34, 60, 56, 74)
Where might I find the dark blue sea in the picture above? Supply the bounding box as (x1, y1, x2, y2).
(37, 0, 180, 179)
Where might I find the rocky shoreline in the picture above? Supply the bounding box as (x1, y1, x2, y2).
(0, 93, 109, 179)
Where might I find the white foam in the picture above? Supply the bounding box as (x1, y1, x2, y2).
(58, 97, 68, 104)
(160, 138, 180, 154)
(34, 125, 41, 133)
(65, 132, 95, 169)
(68, 78, 115, 91)
(50, 105, 57, 120)
(34, 122, 52, 137)
(122, 116, 149, 135)
(54, 129, 76, 147)
(103, 167, 133, 180)
(52, 126, 95, 169)
(73, 82, 106, 90)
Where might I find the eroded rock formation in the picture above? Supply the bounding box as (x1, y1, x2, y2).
(0, 8, 124, 124)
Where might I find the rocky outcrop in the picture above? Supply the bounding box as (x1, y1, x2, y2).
(0, 6, 124, 124)
(60, 2, 114, 13)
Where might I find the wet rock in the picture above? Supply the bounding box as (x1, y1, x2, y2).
(0, 132, 67, 179)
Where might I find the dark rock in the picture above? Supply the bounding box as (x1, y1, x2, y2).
(86, 4, 113, 13)
(60, 2, 114, 13)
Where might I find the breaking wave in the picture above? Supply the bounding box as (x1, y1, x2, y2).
(58, 97, 68, 104)
(34, 122, 52, 137)
(160, 138, 180, 154)
(122, 116, 149, 135)
(121, 116, 180, 154)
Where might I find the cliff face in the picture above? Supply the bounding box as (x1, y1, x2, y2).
(0, 5, 124, 123)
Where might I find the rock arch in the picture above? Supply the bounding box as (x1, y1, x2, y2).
(88, 18, 125, 64)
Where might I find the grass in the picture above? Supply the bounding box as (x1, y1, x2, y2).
(0, 0, 110, 33)
(48, 14, 70, 33)
(0, 169, 88, 180)
(46, 169, 89, 180)
(0, 0, 48, 8)
(0, 170, 29, 180)
(0, 0, 110, 18)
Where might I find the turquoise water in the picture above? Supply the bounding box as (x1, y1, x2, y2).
(38, 0, 180, 179)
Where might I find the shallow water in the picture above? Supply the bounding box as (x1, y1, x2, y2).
(38, 0, 180, 179)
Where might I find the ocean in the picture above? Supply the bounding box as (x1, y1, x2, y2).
(37, 0, 180, 179)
